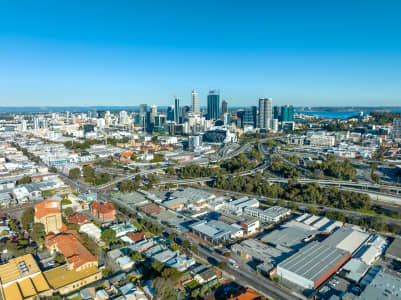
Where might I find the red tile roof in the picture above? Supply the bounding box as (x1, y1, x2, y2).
(67, 213, 90, 225)
(90, 201, 115, 214)
(227, 288, 266, 300)
(45, 231, 97, 270)
(34, 200, 61, 220)
(127, 232, 145, 243)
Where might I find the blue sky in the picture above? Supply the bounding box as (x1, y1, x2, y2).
(1, 0, 401, 107)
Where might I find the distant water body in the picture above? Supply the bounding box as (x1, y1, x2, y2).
(296, 110, 401, 120)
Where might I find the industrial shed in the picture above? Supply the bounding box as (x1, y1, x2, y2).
(277, 241, 351, 290)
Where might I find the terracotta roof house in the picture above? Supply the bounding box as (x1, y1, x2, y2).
(227, 288, 266, 300)
(45, 231, 98, 271)
(34, 200, 63, 234)
(68, 212, 90, 226)
(127, 232, 146, 243)
(90, 201, 115, 222)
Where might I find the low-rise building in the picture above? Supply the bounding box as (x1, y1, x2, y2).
(190, 220, 243, 245)
(45, 231, 98, 271)
(68, 212, 90, 226)
(244, 206, 290, 223)
(34, 200, 63, 234)
(0, 254, 52, 300)
(90, 201, 115, 222)
(80, 223, 102, 240)
(277, 241, 351, 290)
(110, 223, 137, 238)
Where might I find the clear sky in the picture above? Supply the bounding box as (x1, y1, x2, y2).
(1, 0, 401, 107)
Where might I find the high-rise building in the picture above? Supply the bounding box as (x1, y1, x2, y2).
(281, 105, 294, 122)
(393, 118, 401, 139)
(207, 90, 220, 120)
(182, 105, 190, 123)
(273, 105, 281, 120)
(242, 106, 258, 128)
(223, 113, 231, 126)
(174, 97, 181, 123)
(119, 110, 129, 125)
(191, 90, 200, 115)
(150, 105, 157, 124)
(33, 117, 40, 129)
(139, 104, 148, 128)
(21, 120, 27, 132)
(258, 98, 272, 129)
(222, 100, 228, 114)
(167, 106, 174, 121)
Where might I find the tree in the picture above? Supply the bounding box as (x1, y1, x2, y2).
(182, 240, 191, 249)
(54, 252, 65, 264)
(218, 261, 227, 270)
(101, 229, 116, 243)
(168, 232, 176, 241)
(102, 267, 115, 277)
(8, 219, 18, 232)
(31, 223, 46, 244)
(21, 207, 35, 230)
(151, 277, 177, 300)
(63, 207, 74, 217)
(161, 267, 183, 281)
(17, 176, 31, 185)
(130, 251, 143, 262)
(69, 168, 81, 179)
(166, 166, 175, 176)
(120, 179, 140, 192)
(49, 167, 57, 173)
(83, 166, 96, 178)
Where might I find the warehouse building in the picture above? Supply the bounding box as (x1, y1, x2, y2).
(244, 206, 290, 223)
(277, 241, 351, 290)
(261, 221, 317, 249)
(224, 197, 259, 215)
(322, 228, 369, 254)
(385, 238, 401, 263)
(190, 220, 243, 245)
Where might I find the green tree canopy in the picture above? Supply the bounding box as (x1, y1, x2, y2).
(21, 207, 35, 230)
(69, 168, 81, 179)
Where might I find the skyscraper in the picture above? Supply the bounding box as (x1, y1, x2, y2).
(150, 105, 157, 124)
(222, 100, 228, 114)
(119, 110, 129, 125)
(258, 98, 272, 129)
(242, 106, 257, 128)
(207, 90, 220, 120)
(140, 104, 148, 128)
(281, 105, 294, 122)
(191, 90, 200, 115)
(182, 105, 190, 123)
(393, 118, 401, 139)
(273, 105, 281, 120)
(167, 106, 174, 121)
(174, 97, 181, 123)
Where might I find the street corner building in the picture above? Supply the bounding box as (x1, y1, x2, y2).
(89, 201, 116, 222)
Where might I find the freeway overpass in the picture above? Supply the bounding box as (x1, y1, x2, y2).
(96, 142, 253, 190)
(264, 177, 401, 194)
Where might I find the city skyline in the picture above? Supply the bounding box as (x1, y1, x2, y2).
(1, 1, 401, 107)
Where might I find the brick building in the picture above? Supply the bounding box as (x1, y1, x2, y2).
(89, 201, 115, 222)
